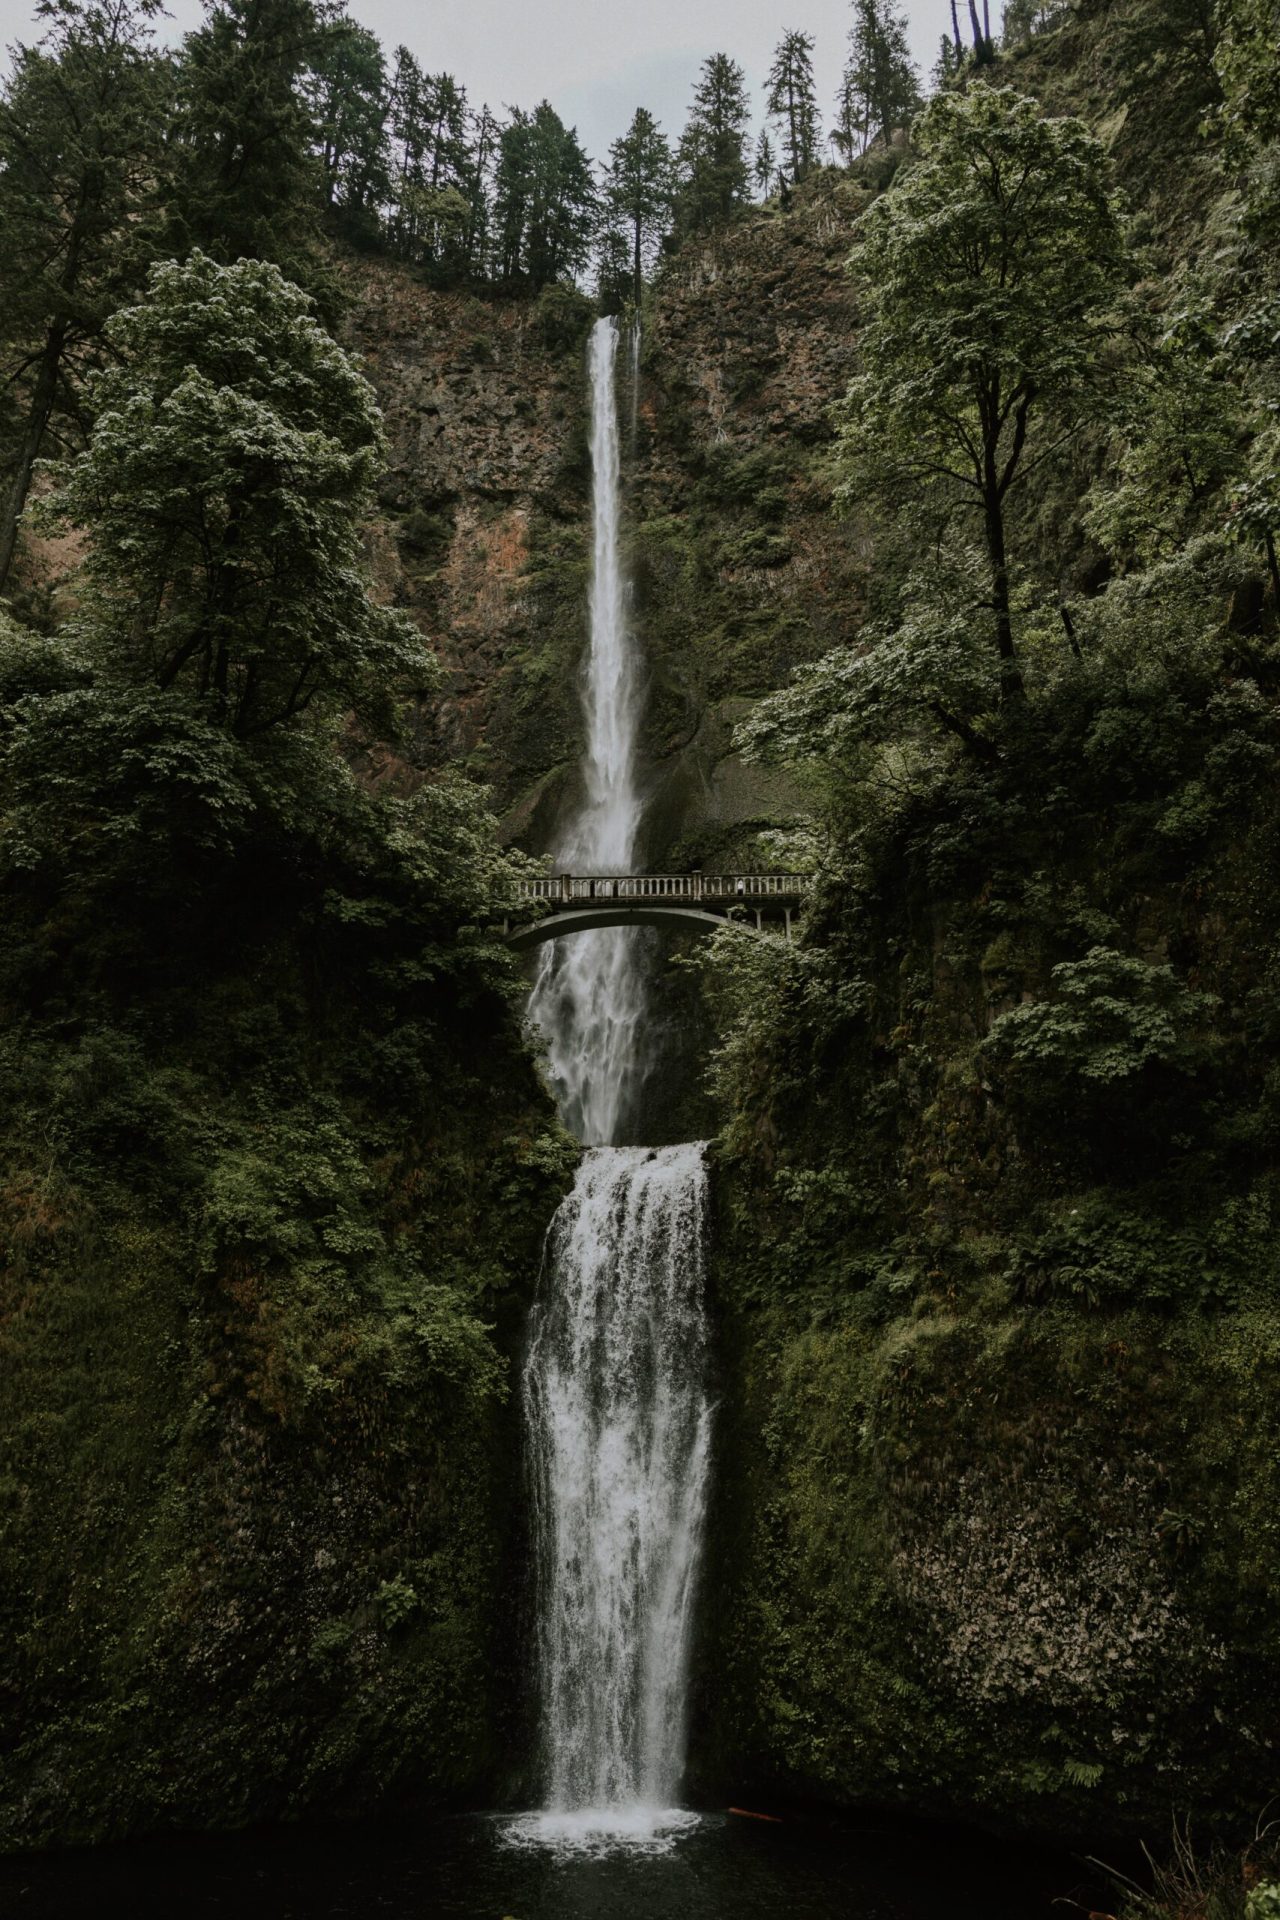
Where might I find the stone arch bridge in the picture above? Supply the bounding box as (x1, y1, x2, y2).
(505, 872, 809, 952)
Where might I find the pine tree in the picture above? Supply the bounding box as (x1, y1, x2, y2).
(595, 222, 632, 312)
(419, 73, 473, 277)
(754, 126, 778, 199)
(675, 53, 750, 234)
(603, 108, 673, 306)
(304, 11, 389, 233)
(0, 0, 170, 591)
(387, 52, 474, 277)
(835, 0, 921, 161)
(388, 45, 426, 256)
(464, 102, 500, 277)
(933, 33, 962, 87)
(167, 0, 327, 281)
(766, 30, 820, 186)
(493, 103, 596, 289)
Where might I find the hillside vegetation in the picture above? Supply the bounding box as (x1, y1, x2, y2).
(683, 0, 1280, 1874)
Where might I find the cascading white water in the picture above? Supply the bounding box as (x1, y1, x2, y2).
(526, 316, 647, 1147)
(524, 1146, 711, 1832)
(516, 317, 712, 1850)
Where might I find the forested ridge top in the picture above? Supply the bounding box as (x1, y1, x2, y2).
(0, 0, 929, 604)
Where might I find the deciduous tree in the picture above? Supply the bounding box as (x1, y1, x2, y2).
(836, 87, 1127, 701)
(43, 252, 426, 740)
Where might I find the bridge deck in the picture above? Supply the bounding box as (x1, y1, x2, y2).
(506, 873, 810, 949)
(515, 871, 808, 906)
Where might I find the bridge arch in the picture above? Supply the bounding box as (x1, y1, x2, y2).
(506, 904, 758, 953)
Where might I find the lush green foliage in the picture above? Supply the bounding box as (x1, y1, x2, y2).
(0, 244, 571, 1844)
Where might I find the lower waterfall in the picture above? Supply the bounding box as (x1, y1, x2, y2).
(520, 1144, 711, 1840)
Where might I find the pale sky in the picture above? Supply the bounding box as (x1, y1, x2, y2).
(0, 0, 955, 165)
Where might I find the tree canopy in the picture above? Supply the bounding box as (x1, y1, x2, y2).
(493, 102, 596, 289)
(167, 0, 328, 282)
(834, 0, 921, 161)
(602, 108, 674, 307)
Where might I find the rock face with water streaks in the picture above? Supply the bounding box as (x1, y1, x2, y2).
(344, 183, 865, 870)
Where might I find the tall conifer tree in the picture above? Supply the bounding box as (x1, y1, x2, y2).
(603, 108, 673, 306)
(0, 0, 169, 590)
(304, 13, 389, 230)
(766, 30, 820, 185)
(675, 53, 750, 233)
(168, 0, 326, 281)
(493, 103, 595, 289)
(835, 0, 921, 161)
(754, 126, 778, 199)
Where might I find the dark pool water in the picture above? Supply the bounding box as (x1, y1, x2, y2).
(0, 1806, 1113, 1919)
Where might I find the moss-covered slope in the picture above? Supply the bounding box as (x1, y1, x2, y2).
(0, 814, 572, 1848)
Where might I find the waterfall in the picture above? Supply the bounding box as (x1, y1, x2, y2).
(527, 315, 647, 1147)
(524, 1146, 711, 1830)
(516, 316, 711, 1849)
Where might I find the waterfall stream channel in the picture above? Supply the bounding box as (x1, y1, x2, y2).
(518, 315, 712, 1850)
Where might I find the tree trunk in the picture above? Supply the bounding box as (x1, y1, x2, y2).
(990, 424, 1028, 702)
(1265, 529, 1280, 616)
(983, 480, 1024, 702)
(968, 1, 984, 53)
(951, 0, 963, 53)
(633, 215, 642, 310)
(0, 321, 68, 593)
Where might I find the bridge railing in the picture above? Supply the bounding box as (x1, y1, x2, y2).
(514, 872, 809, 905)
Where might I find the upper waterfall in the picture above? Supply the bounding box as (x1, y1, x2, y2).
(527, 316, 650, 1146)
(566, 315, 642, 874)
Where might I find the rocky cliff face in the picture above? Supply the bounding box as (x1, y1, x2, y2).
(348, 173, 870, 871)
